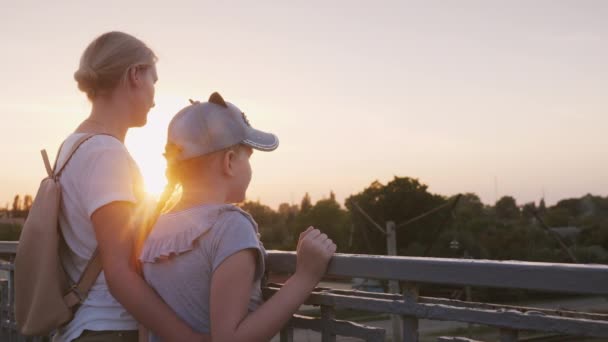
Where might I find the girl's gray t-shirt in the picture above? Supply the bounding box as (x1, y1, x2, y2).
(141, 204, 266, 341)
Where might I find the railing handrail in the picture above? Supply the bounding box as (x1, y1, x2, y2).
(2, 241, 608, 340)
(0, 241, 17, 255)
(2, 241, 607, 295)
(267, 250, 608, 295)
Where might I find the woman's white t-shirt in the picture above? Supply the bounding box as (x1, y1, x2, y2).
(53, 133, 145, 342)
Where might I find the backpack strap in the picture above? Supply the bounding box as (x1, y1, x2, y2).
(64, 249, 103, 308)
(40, 137, 67, 178)
(40, 150, 53, 177)
(44, 133, 111, 307)
(53, 133, 98, 178)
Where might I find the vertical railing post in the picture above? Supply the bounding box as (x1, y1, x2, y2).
(1, 279, 10, 342)
(0, 279, 6, 341)
(321, 305, 336, 342)
(9, 255, 18, 342)
(402, 282, 419, 342)
(279, 325, 294, 342)
(499, 328, 518, 342)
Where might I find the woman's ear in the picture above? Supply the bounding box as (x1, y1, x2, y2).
(128, 66, 140, 87)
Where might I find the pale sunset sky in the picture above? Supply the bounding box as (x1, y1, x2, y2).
(1, 1, 606, 209)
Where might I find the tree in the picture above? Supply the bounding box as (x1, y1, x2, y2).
(277, 202, 299, 247)
(538, 198, 547, 213)
(295, 195, 350, 252)
(554, 198, 581, 218)
(12, 195, 21, 216)
(23, 194, 33, 217)
(453, 193, 484, 221)
(495, 196, 519, 221)
(543, 207, 571, 227)
(345, 177, 446, 255)
(239, 201, 290, 250)
(300, 193, 312, 213)
(521, 202, 537, 219)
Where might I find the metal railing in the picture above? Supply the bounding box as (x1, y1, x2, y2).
(1, 241, 608, 341)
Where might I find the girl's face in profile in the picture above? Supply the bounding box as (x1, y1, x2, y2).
(227, 146, 253, 203)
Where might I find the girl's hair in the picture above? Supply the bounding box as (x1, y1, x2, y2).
(154, 142, 183, 215)
(154, 143, 248, 214)
(74, 31, 157, 100)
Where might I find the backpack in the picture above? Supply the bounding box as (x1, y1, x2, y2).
(14, 133, 104, 336)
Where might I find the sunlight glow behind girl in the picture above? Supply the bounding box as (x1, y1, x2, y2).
(126, 95, 185, 197)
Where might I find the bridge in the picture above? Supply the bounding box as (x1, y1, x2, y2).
(1, 241, 607, 341)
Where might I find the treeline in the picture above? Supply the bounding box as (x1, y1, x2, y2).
(2, 176, 608, 265)
(0, 194, 33, 218)
(241, 176, 608, 265)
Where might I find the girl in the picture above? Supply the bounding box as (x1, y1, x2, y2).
(141, 92, 336, 342)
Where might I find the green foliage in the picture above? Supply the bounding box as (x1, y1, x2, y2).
(300, 193, 312, 213)
(345, 177, 446, 255)
(240, 192, 352, 252)
(0, 223, 22, 241)
(495, 196, 519, 221)
(236, 179, 608, 266)
(239, 200, 294, 250)
(294, 196, 351, 252)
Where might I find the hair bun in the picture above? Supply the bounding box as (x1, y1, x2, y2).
(74, 66, 99, 97)
(75, 31, 156, 101)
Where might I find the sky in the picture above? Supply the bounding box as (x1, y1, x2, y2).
(1, 1, 607, 210)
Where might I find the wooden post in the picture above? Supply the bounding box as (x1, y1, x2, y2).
(463, 250, 472, 338)
(0, 279, 6, 342)
(321, 305, 336, 342)
(402, 282, 419, 342)
(0, 279, 9, 342)
(386, 221, 402, 341)
(279, 326, 294, 342)
(499, 328, 518, 342)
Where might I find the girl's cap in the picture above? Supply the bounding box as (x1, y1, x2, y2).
(166, 92, 279, 162)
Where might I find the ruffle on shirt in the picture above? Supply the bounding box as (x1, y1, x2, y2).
(140, 204, 261, 263)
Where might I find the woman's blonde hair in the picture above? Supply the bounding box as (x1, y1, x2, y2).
(74, 31, 157, 100)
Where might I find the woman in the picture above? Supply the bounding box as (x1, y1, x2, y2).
(53, 31, 207, 342)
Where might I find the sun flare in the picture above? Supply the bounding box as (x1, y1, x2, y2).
(126, 95, 188, 198)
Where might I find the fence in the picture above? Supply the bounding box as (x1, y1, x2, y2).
(1, 242, 608, 341)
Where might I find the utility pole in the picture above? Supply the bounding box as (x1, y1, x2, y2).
(351, 195, 462, 342)
(386, 220, 401, 340)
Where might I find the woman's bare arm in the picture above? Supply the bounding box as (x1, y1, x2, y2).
(91, 201, 210, 342)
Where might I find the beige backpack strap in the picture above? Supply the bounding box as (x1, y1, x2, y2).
(40, 137, 67, 178)
(54, 133, 98, 178)
(64, 248, 102, 308)
(53, 133, 112, 307)
(40, 150, 53, 177)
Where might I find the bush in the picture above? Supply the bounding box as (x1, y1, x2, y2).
(0, 223, 22, 241)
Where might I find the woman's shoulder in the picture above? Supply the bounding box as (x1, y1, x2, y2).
(56, 133, 129, 171)
(60, 133, 126, 158)
(80, 133, 127, 152)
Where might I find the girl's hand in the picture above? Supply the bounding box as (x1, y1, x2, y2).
(295, 227, 336, 284)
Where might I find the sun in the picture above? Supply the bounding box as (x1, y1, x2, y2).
(125, 95, 188, 198)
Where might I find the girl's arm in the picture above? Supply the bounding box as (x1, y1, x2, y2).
(210, 227, 336, 342)
(92, 201, 210, 342)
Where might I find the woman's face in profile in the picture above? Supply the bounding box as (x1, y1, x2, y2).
(130, 64, 158, 127)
